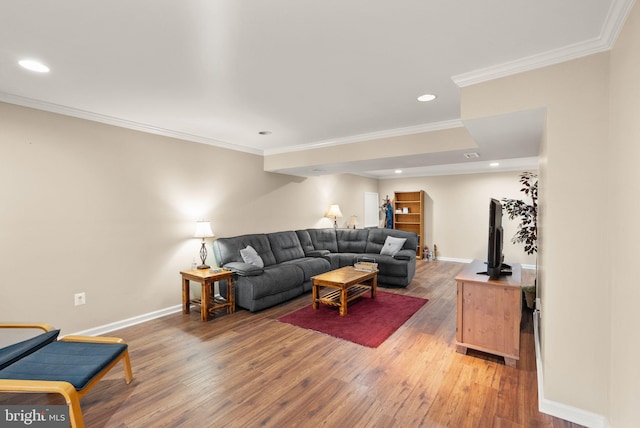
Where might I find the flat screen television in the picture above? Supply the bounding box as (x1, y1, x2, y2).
(485, 198, 510, 279)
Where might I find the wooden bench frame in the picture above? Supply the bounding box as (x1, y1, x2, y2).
(0, 323, 133, 428)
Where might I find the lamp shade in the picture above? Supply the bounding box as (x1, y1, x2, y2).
(348, 215, 358, 227)
(194, 221, 214, 238)
(326, 204, 343, 219)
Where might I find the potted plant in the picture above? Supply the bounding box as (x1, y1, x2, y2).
(521, 284, 536, 310)
(502, 171, 538, 309)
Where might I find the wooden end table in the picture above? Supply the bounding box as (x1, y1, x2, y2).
(311, 266, 378, 316)
(181, 268, 234, 322)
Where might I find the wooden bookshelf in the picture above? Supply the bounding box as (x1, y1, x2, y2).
(393, 190, 425, 259)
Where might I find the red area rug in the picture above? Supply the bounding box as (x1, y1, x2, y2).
(277, 291, 428, 348)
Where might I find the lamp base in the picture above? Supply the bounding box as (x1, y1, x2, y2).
(197, 264, 210, 270)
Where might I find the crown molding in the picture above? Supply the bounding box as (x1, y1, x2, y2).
(0, 92, 263, 155)
(601, 0, 637, 47)
(376, 156, 539, 179)
(452, 0, 636, 88)
(264, 119, 464, 156)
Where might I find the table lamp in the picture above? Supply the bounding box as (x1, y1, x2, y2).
(326, 204, 343, 228)
(194, 221, 215, 269)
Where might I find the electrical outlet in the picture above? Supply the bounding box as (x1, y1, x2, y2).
(74, 292, 86, 306)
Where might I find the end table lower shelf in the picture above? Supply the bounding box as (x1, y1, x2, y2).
(181, 268, 235, 322)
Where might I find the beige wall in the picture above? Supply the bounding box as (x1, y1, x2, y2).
(608, 3, 640, 426)
(0, 102, 377, 334)
(461, 46, 612, 418)
(379, 172, 537, 267)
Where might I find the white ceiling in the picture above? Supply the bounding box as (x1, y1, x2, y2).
(0, 1, 633, 177)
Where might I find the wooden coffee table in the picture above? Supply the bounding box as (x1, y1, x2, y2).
(311, 266, 378, 316)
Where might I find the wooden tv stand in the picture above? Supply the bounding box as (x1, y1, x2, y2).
(454, 259, 522, 367)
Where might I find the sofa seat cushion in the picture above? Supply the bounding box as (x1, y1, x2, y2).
(363, 254, 411, 276)
(0, 341, 128, 391)
(283, 257, 330, 281)
(356, 253, 416, 287)
(324, 253, 358, 270)
(244, 264, 305, 300)
(268, 231, 305, 263)
(0, 329, 60, 370)
(370, 254, 409, 276)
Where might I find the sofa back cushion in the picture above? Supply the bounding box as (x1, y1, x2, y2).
(365, 228, 418, 254)
(268, 231, 305, 263)
(0, 329, 60, 370)
(295, 230, 315, 253)
(306, 228, 338, 253)
(214, 234, 277, 267)
(336, 229, 369, 253)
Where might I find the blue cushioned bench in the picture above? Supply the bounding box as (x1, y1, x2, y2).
(0, 323, 133, 428)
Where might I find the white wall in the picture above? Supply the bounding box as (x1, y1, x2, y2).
(0, 102, 377, 334)
(378, 171, 538, 268)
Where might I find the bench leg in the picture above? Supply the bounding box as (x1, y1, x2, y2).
(66, 390, 85, 428)
(122, 349, 134, 384)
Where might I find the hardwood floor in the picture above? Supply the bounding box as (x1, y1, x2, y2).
(1, 261, 583, 427)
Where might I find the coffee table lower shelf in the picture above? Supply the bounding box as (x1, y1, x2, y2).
(318, 285, 371, 307)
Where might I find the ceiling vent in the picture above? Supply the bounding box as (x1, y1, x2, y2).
(464, 152, 480, 159)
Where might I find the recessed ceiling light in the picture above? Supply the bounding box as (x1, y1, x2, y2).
(18, 59, 50, 73)
(258, 130, 272, 135)
(395, 169, 403, 174)
(417, 93, 437, 102)
(490, 162, 500, 167)
(464, 152, 480, 159)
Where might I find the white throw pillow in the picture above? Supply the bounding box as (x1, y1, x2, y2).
(240, 245, 264, 268)
(380, 236, 407, 256)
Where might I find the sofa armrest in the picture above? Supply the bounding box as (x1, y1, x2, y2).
(224, 262, 264, 276)
(306, 249, 330, 257)
(393, 249, 415, 261)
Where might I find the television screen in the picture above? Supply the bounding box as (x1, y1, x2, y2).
(486, 198, 504, 279)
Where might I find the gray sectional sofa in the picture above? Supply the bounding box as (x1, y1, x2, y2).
(213, 228, 417, 312)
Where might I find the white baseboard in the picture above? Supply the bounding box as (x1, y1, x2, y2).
(432, 256, 472, 263)
(533, 310, 609, 428)
(67, 304, 183, 337)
